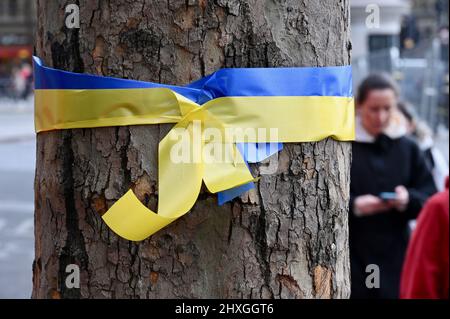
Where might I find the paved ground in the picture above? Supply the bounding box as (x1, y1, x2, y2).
(0, 102, 35, 299)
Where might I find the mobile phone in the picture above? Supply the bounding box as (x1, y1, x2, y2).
(379, 192, 397, 201)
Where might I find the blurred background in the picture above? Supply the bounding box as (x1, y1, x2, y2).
(0, 0, 36, 298)
(352, 0, 449, 158)
(0, 0, 448, 298)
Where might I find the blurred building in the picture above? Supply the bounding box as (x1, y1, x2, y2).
(0, 0, 36, 96)
(351, 0, 411, 58)
(351, 0, 449, 130)
(0, 0, 35, 54)
(411, 0, 448, 39)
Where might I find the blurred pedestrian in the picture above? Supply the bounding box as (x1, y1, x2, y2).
(400, 177, 449, 299)
(349, 74, 437, 299)
(398, 101, 449, 191)
(12, 63, 32, 100)
(12, 66, 25, 100)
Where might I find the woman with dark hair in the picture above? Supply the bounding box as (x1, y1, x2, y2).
(350, 73, 437, 299)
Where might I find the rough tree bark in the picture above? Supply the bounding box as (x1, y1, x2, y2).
(33, 0, 352, 299)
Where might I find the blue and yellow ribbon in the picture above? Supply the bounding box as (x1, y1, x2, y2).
(34, 56, 354, 241)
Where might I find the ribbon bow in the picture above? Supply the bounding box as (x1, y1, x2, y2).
(34, 56, 354, 241)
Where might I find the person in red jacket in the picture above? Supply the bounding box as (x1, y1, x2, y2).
(400, 177, 449, 299)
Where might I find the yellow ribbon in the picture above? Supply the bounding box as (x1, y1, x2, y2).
(35, 88, 354, 241)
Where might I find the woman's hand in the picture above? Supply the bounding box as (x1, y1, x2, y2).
(353, 186, 410, 217)
(387, 185, 409, 212)
(353, 194, 392, 216)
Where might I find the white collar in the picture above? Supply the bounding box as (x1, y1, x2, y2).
(355, 113, 408, 143)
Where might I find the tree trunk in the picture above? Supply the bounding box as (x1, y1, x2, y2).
(33, 0, 352, 299)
